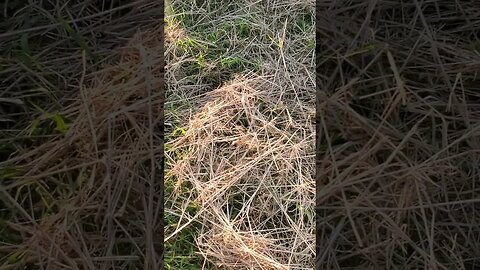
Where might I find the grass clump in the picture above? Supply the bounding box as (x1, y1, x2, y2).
(316, 0, 480, 268)
(164, 0, 315, 269)
(165, 76, 315, 269)
(0, 1, 165, 268)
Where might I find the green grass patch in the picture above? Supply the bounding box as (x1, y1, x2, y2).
(164, 176, 205, 269)
(166, 4, 262, 88)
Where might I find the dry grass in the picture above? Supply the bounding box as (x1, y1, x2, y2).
(2, 0, 316, 268)
(165, 76, 315, 269)
(0, 9, 164, 268)
(4, 0, 480, 269)
(164, 0, 315, 269)
(317, 1, 480, 269)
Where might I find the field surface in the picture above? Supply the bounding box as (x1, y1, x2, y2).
(2, 0, 480, 270)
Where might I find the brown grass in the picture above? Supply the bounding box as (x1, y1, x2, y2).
(4, 0, 480, 269)
(317, 1, 480, 269)
(0, 26, 164, 269)
(165, 76, 315, 269)
(163, 0, 315, 268)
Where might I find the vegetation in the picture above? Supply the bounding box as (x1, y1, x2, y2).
(2, 0, 480, 269)
(164, 0, 314, 268)
(317, 1, 480, 268)
(1, 1, 164, 269)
